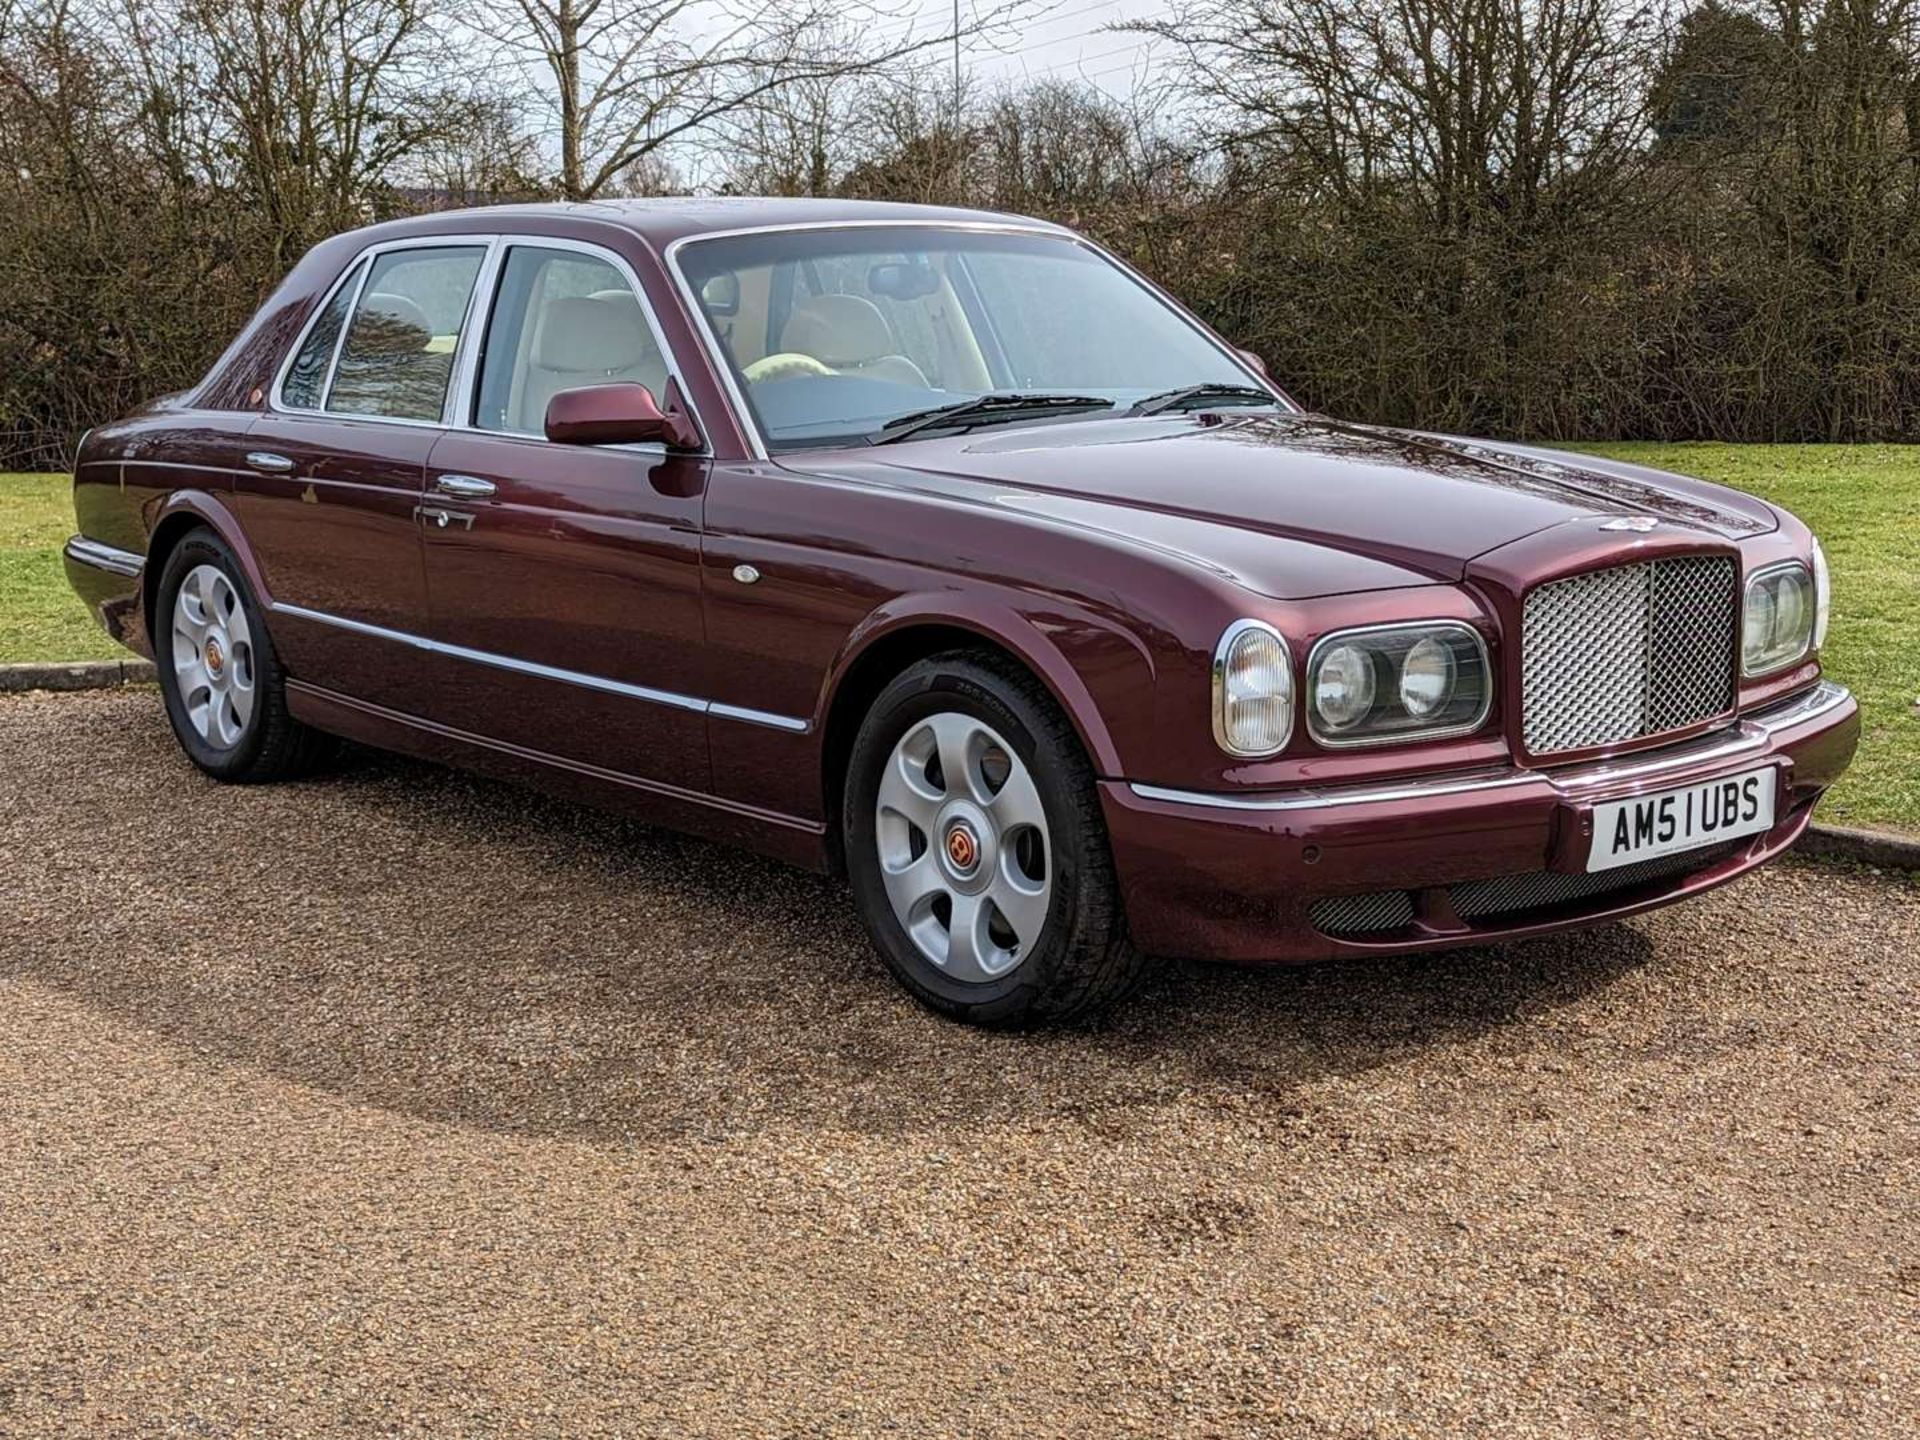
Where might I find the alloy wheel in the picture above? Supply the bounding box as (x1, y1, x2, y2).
(873, 711, 1052, 981)
(171, 563, 256, 749)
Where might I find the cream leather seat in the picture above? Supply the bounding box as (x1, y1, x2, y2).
(515, 292, 669, 433)
(780, 294, 929, 388)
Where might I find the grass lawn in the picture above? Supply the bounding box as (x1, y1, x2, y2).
(1583, 444, 1920, 836)
(6, 447, 1918, 831)
(1, 473, 126, 665)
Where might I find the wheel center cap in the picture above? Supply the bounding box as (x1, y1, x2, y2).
(945, 821, 980, 874)
(934, 800, 996, 892)
(204, 635, 226, 677)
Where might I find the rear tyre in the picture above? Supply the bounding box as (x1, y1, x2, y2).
(155, 528, 334, 782)
(843, 650, 1154, 1027)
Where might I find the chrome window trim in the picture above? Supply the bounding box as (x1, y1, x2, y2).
(1211, 618, 1293, 758)
(268, 602, 809, 733)
(269, 233, 500, 429)
(64, 536, 143, 577)
(268, 231, 712, 454)
(464, 233, 710, 456)
(661, 218, 1290, 462)
(1130, 680, 1851, 813)
(1304, 619, 1494, 749)
(1740, 558, 1817, 678)
(316, 256, 371, 412)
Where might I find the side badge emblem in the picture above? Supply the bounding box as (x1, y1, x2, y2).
(1600, 515, 1658, 532)
(732, 564, 761, 585)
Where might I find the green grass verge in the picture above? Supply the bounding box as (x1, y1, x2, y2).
(7, 447, 1917, 831)
(1580, 444, 1920, 836)
(1, 473, 127, 665)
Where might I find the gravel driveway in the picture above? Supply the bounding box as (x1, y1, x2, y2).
(2, 688, 1916, 1437)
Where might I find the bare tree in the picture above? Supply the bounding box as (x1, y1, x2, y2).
(473, 0, 1026, 200)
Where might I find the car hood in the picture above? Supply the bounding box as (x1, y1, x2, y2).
(779, 413, 1777, 598)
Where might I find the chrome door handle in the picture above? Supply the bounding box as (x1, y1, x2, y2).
(246, 451, 295, 474)
(433, 473, 496, 499)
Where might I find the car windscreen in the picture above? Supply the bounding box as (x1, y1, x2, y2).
(674, 226, 1276, 451)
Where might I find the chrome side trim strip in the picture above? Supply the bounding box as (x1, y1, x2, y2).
(1129, 682, 1853, 813)
(269, 602, 811, 732)
(710, 702, 810, 733)
(65, 536, 143, 577)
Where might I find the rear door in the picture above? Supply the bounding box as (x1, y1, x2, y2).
(413, 238, 713, 792)
(239, 239, 491, 711)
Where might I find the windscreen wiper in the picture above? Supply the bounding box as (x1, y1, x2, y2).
(1126, 382, 1278, 416)
(871, 392, 1116, 445)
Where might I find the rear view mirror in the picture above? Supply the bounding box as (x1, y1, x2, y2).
(868, 261, 941, 300)
(545, 380, 701, 450)
(700, 273, 741, 315)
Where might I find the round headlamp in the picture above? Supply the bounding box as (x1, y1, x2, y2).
(1313, 643, 1377, 732)
(1398, 635, 1457, 719)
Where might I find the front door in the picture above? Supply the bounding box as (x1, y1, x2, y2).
(237, 240, 490, 712)
(414, 241, 712, 793)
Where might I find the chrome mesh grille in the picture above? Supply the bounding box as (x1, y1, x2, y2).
(1449, 843, 1741, 920)
(1309, 842, 1743, 937)
(1521, 556, 1737, 754)
(1310, 890, 1417, 936)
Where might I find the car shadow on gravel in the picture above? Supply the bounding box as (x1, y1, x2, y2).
(9, 718, 1660, 1144)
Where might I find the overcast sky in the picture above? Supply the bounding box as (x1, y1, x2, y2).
(893, 0, 1177, 100)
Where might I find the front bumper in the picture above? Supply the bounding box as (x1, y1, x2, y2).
(1100, 681, 1860, 962)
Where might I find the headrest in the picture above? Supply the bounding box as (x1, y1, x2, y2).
(533, 294, 650, 374)
(353, 292, 433, 353)
(780, 293, 896, 367)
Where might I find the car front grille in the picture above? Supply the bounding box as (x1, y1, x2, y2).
(1309, 842, 1744, 937)
(1521, 555, 1738, 755)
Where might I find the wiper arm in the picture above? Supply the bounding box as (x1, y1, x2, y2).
(1127, 382, 1277, 417)
(871, 392, 1115, 445)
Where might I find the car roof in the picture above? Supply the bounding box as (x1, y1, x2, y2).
(343, 196, 1069, 251)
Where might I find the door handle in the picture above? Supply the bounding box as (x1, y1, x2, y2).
(433, 473, 496, 499)
(246, 451, 295, 474)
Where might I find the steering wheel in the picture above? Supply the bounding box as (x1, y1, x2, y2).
(744, 352, 835, 385)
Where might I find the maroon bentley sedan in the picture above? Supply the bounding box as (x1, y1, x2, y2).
(66, 198, 1859, 1026)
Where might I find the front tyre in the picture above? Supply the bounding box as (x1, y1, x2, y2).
(156, 528, 333, 782)
(844, 651, 1153, 1027)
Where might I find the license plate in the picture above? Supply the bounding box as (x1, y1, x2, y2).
(1586, 767, 1775, 872)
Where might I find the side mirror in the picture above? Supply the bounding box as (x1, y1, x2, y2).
(1236, 348, 1270, 378)
(545, 380, 702, 450)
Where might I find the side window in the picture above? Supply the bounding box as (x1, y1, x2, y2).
(473, 247, 670, 436)
(280, 259, 365, 410)
(325, 246, 485, 421)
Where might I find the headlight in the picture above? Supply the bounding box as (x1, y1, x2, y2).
(1305, 622, 1491, 746)
(1212, 620, 1293, 757)
(1743, 561, 1816, 675)
(1312, 642, 1376, 732)
(1811, 538, 1831, 652)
